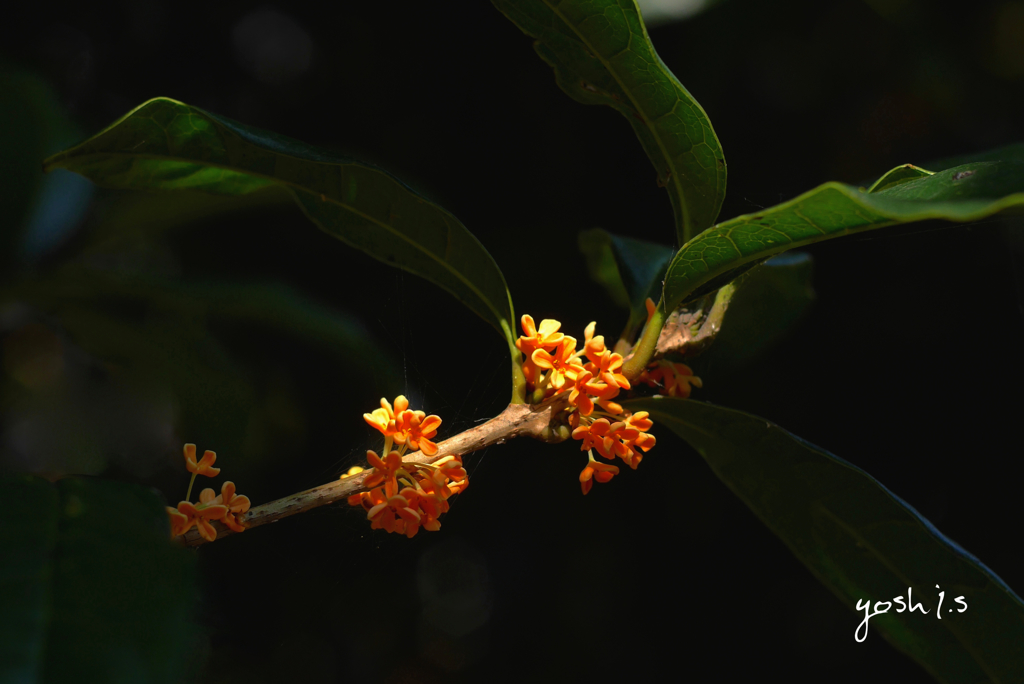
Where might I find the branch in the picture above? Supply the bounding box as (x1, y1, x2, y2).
(178, 395, 571, 546)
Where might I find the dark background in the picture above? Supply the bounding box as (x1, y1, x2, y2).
(2, 0, 1024, 682)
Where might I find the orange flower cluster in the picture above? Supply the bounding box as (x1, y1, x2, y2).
(347, 452, 467, 538)
(350, 396, 463, 537)
(514, 315, 650, 494)
(166, 444, 251, 542)
(638, 360, 703, 398)
(364, 395, 441, 456)
(515, 312, 698, 495)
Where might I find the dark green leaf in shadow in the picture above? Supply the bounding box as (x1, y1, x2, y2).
(691, 252, 815, 371)
(0, 67, 92, 266)
(628, 397, 1024, 683)
(578, 228, 675, 341)
(664, 157, 1024, 309)
(492, 0, 727, 243)
(42, 98, 517, 359)
(9, 268, 401, 393)
(0, 474, 198, 683)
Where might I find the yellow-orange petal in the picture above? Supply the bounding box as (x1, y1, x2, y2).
(228, 494, 251, 513)
(198, 504, 228, 520)
(531, 348, 555, 370)
(195, 451, 220, 477)
(537, 318, 561, 338)
(198, 488, 217, 505)
(222, 513, 246, 533)
(196, 518, 218, 542)
(384, 451, 403, 470)
(183, 444, 197, 470)
(521, 314, 537, 338)
(394, 395, 409, 414)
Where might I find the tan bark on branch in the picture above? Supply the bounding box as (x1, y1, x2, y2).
(178, 395, 571, 546)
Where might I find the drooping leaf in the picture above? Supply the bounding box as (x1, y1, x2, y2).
(578, 228, 675, 341)
(492, 0, 727, 243)
(663, 157, 1024, 310)
(42, 98, 518, 357)
(628, 397, 1024, 683)
(0, 474, 198, 683)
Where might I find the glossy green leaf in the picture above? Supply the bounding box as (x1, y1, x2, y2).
(42, 97, 517, 356)
(664, 158, 1024, 310)
(628, 397, 1024, 683)
(578, 228, 675, 341)
(0, 474, 198, 683)
(492, 0, 727, 243)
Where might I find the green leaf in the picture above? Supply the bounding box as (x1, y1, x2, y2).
(663, 157, 1024, 310)
(8, 267, 400, 391)
(492, 0, 727, 243)
(42, 97, 518, 357)
(628, 397, 1024, 683)
(578, 228, 675, 341)
(0, 66, 91, 265)
(691, 252, 815, 370)
(0, 474, 198, 683)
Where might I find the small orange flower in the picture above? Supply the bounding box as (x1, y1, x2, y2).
(579, 457, 619, 495)
(213, 481, 251, 533)
(166, 506, 190, 537)
(394, 410, 442, 455)
(639, 360, 702, 398)
(171, 499, 228, 541)
(532, 336, 582, 390)
(572, 418, 615, 459)
(184, 444, 220, 477)
(577, 321, 607, 364)
(587, 349, 630, 390)
(515, 315, 564, 356)
(363, 396, 409, 436)
(363, 450, 403, 497)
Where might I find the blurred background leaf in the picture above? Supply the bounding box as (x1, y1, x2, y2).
(0, 474, 200, 683)
(0, 65, 92, 266)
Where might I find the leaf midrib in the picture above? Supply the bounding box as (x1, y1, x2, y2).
(541, 0, 692, 237)
(51, 150, 513, 337)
